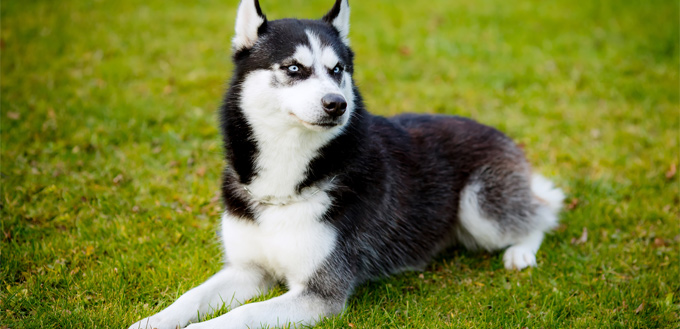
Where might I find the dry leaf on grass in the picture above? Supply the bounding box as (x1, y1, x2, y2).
(571, 227, 588, 245)
(665, 162, 676, 179)
(566, 198, 579, 210)
(653, 238, 667, 247)
(399, 46, 412, 56)
(634, 302, 644, 314)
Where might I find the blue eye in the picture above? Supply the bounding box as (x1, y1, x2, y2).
(333, 66, 342, 74)
(288, 65, 299, 73)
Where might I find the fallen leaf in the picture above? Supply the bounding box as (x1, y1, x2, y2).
(399, 46, 412, 56)
(634, 302, 644, 314)
(571, 227, 588, 245)
(6, 112, 19, 120)
(197, 166, 207, 177)
(666, 162, 676, 179)
(163, 85, 173, 95)
(566, 198, 580, 210)
(653, 238, 666, 247)
(113, 174, 124, 184)
(348, 323, 356, 328)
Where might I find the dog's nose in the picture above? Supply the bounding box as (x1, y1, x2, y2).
(321, 94, 347, 117)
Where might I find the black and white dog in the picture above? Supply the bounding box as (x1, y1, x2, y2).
(130, 1, 564, 328)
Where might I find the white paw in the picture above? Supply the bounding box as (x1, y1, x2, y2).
(128, 314, 183, 329)
(503, 246, 537, 270)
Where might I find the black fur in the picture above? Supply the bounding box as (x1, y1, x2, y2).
(220, 18, 355, 219)
(221, 2, 545, 311)
(322, 0, 344, 25)
(127, 3, 561, 329)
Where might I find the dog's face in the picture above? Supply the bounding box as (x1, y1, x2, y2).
(231, 0, 355, 133)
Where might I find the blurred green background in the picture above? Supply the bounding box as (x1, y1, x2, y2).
(1, 0, 678, 328)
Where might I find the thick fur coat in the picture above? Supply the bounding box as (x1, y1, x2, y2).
(129, 1, 565, 328)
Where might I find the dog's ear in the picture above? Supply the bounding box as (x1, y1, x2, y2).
(322, 0, 350, 46)
(233, 0, 267, 50)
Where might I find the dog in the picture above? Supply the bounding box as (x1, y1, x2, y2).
(129, 1, 565, 328)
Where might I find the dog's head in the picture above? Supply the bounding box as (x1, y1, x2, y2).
(230, 0, 355, 133)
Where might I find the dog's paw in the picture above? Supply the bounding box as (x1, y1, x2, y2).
(128, 315, 183, 329)
(503, 246, 537, 270)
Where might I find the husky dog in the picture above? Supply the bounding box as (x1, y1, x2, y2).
(129, 1, 565, 328)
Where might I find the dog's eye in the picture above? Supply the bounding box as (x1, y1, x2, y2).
(332, 65, 342, 74)
(287, 65, 300, 73)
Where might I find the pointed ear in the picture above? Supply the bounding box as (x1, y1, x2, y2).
(322, 0, 350, 46)
(233, 0, 267, 50)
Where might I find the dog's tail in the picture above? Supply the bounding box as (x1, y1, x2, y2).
(530, 173, 565, 230)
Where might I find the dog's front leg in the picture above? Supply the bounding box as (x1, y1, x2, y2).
(128, 266, 273, 329)
(183, 287, 346, 329)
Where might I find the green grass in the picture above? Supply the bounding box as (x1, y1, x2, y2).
(1, 0, 678, 327)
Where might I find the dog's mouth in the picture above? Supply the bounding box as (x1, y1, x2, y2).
(288, 113, 341, 130)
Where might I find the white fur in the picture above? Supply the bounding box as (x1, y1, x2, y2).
(129, 194, 338, 329)
(239, 70, 342, 199)
(503, 230, 543, 270)
(238, 31, 355, 201)
(184, 289, 336, 329)
(195, 193, 339, 328)
(457, 175, 565, 270)
(232, 0, 265, 50)
(128, 267, 273, 329)
(329, 0, 350, 46)
(320, 42, 340, 69)
(293, 45, 314, 67)
(457, 182, 514, 251)
(531, 173, 565, 215)
(221, 193, 337, 283)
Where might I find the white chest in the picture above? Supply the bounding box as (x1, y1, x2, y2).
(220, 192, 337, 285)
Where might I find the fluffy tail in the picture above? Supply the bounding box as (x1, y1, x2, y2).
(530, 173, 566, 229)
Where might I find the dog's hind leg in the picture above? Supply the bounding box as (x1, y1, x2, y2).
(457, 171, 564, 271)
(128, 266, 273, 329)
(503, 174, 564, 269)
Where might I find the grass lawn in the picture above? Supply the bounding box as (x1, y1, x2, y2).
(1, 0, 678, 328)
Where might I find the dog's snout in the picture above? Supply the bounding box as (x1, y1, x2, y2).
(321, 94, 347, 117)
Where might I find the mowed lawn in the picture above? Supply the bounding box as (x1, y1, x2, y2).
(1, 0, 678, 328)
